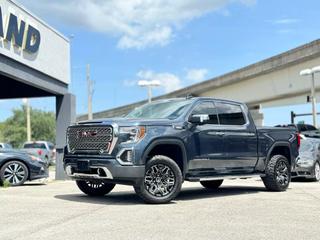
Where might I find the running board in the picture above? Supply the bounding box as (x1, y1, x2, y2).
(186, 173, 265, 182)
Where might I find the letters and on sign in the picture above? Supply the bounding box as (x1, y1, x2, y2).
(0, 6, 41, 53)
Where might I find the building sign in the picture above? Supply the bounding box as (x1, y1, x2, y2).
(0, 0, 70, 84)
(0, 7, 41, 53)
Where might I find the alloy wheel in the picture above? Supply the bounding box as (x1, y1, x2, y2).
(3, 163, 26, 185)
(144, 163, 175, 197)
(86, 181, 105, 189)
(275, 160, 289, 186)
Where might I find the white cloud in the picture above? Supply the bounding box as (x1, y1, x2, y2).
(135, 70, 182, 93)
(277, 29, 295, 34)
(268, 18, 300, 25)
(18, 0, 255, 49)
(186, 68, 208, 82)
(125, 67, 211, 93)
(123, 79, 138, 87)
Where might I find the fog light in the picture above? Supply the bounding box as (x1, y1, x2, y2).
(117, 149, 134, 165)
(65, 165, 73, 175)
(122, 150, 133, 162)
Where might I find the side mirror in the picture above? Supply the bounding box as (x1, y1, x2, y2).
(189, 114, 209, 125)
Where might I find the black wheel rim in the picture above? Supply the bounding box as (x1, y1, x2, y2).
(86, 181, 104, 188)
(3, 163, 25, 185)
(144, 164, 175, 197)
(275, 160, 289, 186)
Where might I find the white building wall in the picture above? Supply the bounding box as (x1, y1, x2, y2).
(0, 0, 70, 84)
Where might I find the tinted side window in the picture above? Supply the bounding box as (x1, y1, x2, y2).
(191, 102, 218, 124)
(216, 102, 246, 125)
(306, 124, 317, 131)
(24, 143, 47, 149)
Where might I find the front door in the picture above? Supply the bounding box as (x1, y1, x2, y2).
(188, 101, 225, 175)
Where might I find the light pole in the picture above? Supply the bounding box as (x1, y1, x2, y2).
(86, 64, 94, 120)
(138, 80, 161, 103)
(300, 66, 320, 127)
(22, 98, 31, 141)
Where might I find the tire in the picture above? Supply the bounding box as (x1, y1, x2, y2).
(311, 162, 320, 182)
(76, 180, 115, 196)
(134, 155, 183, 204)
(262, 155, 291, 191)
(0, 161, 29, 186)
(200, 180, 223, 189)
(45, 156, 49, 165)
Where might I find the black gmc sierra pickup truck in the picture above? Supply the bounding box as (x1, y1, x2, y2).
(64, 97, 300, 203)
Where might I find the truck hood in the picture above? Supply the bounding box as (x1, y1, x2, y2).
(77, 117, 180, 127)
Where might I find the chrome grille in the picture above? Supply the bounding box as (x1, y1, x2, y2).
(67, 125, 113, 154)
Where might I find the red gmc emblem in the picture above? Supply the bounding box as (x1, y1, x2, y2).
(77, 130, 98, 138)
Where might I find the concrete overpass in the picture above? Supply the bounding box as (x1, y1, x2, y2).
(78, 39, 320, 126)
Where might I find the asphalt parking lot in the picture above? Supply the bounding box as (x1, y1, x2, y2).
(1, 179, 320, 240)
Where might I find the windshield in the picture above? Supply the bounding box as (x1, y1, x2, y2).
(126, 99, 193, 120)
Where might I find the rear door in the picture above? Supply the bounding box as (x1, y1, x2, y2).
(215, 101, 258, 172)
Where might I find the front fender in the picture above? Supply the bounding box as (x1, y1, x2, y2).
(141, 138, 188, 177)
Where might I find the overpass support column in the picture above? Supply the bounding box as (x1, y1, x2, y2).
(250, 105, 264, 127)
(55, 93, 76, 180)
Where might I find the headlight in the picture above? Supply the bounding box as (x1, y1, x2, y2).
(29, 155, 42, 161)
(119, 126, 146, 143)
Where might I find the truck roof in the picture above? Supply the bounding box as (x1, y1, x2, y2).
(154, 97, 245, 105)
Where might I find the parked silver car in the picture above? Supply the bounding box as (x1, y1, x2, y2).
(0, 143, 13, 149)
(293, 138, 320, 181)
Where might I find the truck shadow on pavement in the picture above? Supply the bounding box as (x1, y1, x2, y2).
(54, 185, 267, 205)
(291, 178, 316, 183)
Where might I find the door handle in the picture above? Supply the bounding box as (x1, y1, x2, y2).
(215, 132, 225, 136)
(208, 131, 225, 136)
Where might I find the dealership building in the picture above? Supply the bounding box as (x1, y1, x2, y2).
(0, 0, 75, 179)
(78, 39, 320, 126)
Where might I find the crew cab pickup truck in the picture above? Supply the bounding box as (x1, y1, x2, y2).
(64, 97, 300, 203)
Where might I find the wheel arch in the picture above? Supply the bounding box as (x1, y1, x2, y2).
(142, 138, 188, 177)
(267, 142, 292, 166)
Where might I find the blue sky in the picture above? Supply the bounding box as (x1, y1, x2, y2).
(1, 0, 320, 126)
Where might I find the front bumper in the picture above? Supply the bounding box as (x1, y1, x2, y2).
(29, 162, 49, 180)
(292, 166, 314, 178)
(64, 156, 145, 185)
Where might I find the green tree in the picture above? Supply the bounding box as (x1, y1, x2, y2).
(0, 106, 56, 148)
(0, 122, 4, 142)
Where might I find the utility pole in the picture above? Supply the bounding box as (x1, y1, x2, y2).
(22, 98, 31, 141)
(311, 72, 317, 127)
(86, 64, 94, 120)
